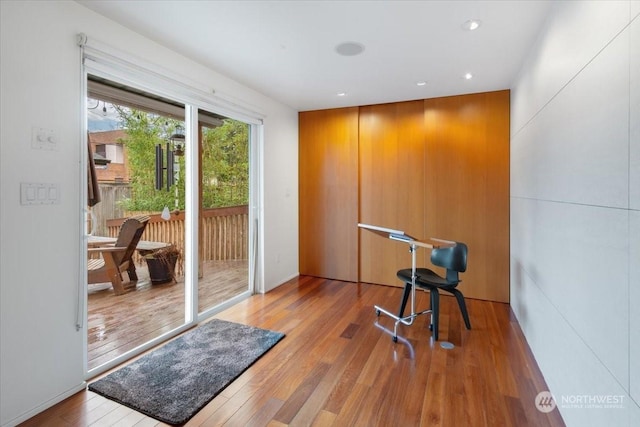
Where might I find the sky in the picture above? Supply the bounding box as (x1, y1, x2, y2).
(87, 98, 120, 131)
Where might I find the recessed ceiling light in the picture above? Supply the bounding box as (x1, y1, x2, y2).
(416, 81, 427, 86)
(464, 73, 473, 80)
(462, 20, 482, 31)
(337, 92, 347, 97)
(335, 42, 365, 56)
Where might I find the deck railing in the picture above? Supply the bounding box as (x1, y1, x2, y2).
(105, 205, 249, 265)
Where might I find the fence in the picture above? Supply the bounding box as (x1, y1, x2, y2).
(89, 183, 131, 236)
(105, 205, 249, 265)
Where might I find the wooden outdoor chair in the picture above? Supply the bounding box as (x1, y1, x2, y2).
(88, 215, 150, 295)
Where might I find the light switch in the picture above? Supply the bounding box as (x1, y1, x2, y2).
(49, 186, 58, 201)
(26, 186, 35, 201)
(37, 186, 47, 201)
(31, 127, 57, 150)
(20, 182, 59, 205)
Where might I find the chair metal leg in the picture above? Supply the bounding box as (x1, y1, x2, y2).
(449, 289, 471, 330)
(398, 282, 412, 318)
(430, 289, 439, 341)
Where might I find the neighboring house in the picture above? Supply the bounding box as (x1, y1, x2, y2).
(88, 129, 130, 183)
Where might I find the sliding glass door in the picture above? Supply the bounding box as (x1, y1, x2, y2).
(84, 75, 254, 375)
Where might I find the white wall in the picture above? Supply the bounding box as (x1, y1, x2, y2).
(0, 1, 298, 425)
(511, 1, 639, 426)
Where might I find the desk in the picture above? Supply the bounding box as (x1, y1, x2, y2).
(358, 223, 455, 342)
(87, 236, 171, 253)
(356, 223, 454, 250)
(87, 235, 117, 247)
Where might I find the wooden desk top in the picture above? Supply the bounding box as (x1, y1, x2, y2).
(87, 236, 170, 251)
(358, 223, 455, 249)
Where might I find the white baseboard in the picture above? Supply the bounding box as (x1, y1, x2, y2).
(263, 272, 299, 293)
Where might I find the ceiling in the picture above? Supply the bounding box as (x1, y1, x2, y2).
(77, 0, 552, 112)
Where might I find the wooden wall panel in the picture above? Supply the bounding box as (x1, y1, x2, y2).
(298, 91, 510, 302)
(299, 108, 359, 282)
(359, 100, 427, 286)
(424, 90, 510, 302)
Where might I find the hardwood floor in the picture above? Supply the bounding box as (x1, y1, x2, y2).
(88, 260, 248, 370)
(23, 276, 565, 426)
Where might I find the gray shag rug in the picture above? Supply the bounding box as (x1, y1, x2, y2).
(88, 318, 285, 425)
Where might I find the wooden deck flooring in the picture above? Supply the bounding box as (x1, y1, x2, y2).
(88, 259, 248, 370)
(26, 275, 565, 426)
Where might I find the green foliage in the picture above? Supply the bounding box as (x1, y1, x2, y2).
(115, 107, 248, 212)
(201, 119, 249, 208)
(115, 107, 184, 212)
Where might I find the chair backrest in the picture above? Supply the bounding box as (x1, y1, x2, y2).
(431, 242, 468, 282)
(113, 215, 149, 266)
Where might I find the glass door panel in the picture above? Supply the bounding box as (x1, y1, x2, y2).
(86, 77, 187, 371)
(197, 112, 250, 314)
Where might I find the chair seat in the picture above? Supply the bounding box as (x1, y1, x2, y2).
(396, 268, 460, 288)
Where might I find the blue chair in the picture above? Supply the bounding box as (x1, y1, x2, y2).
(396, 242, 470, 341)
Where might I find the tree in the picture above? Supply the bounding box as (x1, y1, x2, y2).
(114, 107, 248, 212)
(115, 107, 184, 212)
(201, 119, 249, 208)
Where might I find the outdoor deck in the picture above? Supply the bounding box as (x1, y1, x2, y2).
(88, 259, 248, 370)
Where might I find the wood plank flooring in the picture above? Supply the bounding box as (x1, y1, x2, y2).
(88, 260, 248, 370)
(23, 276, 565, 426)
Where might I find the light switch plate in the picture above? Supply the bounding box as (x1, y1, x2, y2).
(20, 182, 59, 205)
(31, 127, 57, 151)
